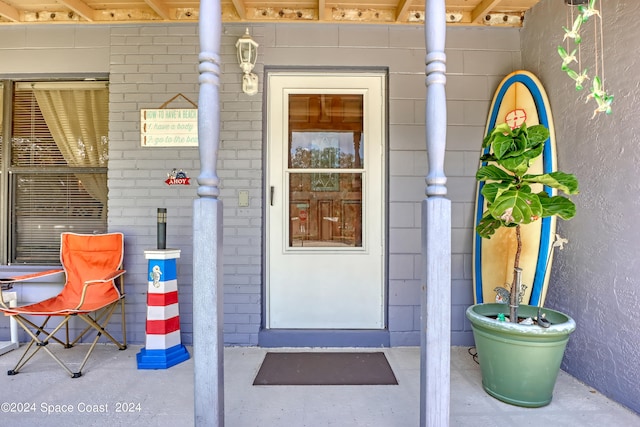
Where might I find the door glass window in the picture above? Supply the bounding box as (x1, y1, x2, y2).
(287, 94, 363, 248)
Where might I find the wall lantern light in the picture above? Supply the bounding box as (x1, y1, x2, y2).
(236, 28, 259, 95)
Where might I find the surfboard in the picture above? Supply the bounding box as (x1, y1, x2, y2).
(472, 71, 557, 307)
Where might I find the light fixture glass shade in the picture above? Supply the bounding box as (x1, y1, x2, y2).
(236, 28, 259, 75)
(235, 28, 259, 95)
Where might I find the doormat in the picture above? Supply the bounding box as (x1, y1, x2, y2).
(253, 352, 398, 386)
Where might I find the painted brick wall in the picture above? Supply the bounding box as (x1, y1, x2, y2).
(108, 24, 202, 345)
(108, 24, 267, 346)
(443, 27, 522, 345)
(0, 22, 521, 348)
(0, 25, 109, 74)
(256, 24, 521, 346)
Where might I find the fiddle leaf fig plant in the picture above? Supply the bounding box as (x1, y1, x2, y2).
(476, 122, 579, 322)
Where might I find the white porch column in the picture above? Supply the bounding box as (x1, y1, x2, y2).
(194, 0, 224, 425)
(420, 1, 451, 426)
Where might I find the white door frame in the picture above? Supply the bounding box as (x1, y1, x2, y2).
(264, 70, 387, 331)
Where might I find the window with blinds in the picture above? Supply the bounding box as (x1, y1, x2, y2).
(6, 81, 109, 264)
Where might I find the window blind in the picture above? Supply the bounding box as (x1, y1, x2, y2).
(12, 89, 67, 166)
(13, 172, 107, 263)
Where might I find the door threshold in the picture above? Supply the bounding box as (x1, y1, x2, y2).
(259, 329, 390, 348)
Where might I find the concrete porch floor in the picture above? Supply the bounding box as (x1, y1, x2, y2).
(0, 344, 637, 426)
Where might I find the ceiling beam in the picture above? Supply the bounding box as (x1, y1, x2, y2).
(395, 0, 411, 22)
(471, 0, 502, 24)
(58, 0, 95, 21)
(231, 0, 247, 20)
(318, 0, 326, 21)
(144, 0, 171, 20)
(0, 0, 20, 22)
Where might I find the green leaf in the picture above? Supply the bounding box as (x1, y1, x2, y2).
(492, 133, 518, 159)
(479, 152, 497, 163)
(499, 156, 530, 176)
(481, 182, 513, 204)
(482, 123, 511, 148)
(488, 189, 542, 225)
(499, 143, 544, 177)
(476, 165, 514, 182)
(522, 171, 579, 194)
(525, 125, 550, 146)
(499, 134, 527, 160)
(489, 123, 512, 139)
(476, 213, 503, 239)
(537, 192, 577, 220)
(522, 142, 544, 163)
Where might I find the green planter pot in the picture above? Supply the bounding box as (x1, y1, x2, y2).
(466, 303, 576, 408)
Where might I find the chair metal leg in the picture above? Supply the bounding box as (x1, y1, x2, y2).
(9, 315, 76, 377)
(78, 307, 127, 350)
(65, 317, 71, 348)
(16, 316, 66, 346)
(7, 336, 38, 375)
(71, 308, 110, 345)
(7, 296, 127, 378)
(120, 295, 127, 348)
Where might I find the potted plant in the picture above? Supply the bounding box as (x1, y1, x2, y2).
(466, 122, 579, 407)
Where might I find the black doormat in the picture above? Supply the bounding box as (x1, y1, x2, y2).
(253, 352, 398, 386)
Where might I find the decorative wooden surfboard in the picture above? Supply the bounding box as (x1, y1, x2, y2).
(472, 71, 557, 307)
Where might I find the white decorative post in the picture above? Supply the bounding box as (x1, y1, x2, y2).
(194, 0, 224, 425)
(421, 0, 451, 426)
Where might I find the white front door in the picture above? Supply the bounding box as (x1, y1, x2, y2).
(266, 72, 386, 329)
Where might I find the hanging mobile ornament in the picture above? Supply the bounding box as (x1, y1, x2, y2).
(558, 0, 613, 118)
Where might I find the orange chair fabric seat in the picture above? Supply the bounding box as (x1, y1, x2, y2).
(3, 233, 124, 316)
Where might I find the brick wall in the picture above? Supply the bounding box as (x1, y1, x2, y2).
(107, 24, 200, 344)
(254, 24, 522, 346)
(443, 27, 522, 345)
(0, 23, 521, 347)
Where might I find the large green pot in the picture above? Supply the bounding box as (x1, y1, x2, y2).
(466, 303, 576, 408)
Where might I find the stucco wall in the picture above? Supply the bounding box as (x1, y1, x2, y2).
(0, 22, 522, 348)
(522, 0, 640, 414)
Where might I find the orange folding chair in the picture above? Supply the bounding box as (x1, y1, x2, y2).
(0, 232, 126, 378)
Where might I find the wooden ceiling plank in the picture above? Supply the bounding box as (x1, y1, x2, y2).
(0, 0, 20, 22)
(0, 0, 540, 27)
(144, 0, 171, 20)
(57, 0, 96, 21)
(231, 0, 247, 20)
(471, 0, 503, 23)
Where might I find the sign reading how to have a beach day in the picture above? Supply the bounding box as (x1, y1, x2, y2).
(140, 109, 198, 147)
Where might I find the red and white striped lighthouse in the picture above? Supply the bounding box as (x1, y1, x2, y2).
(137, 249, 190, 369)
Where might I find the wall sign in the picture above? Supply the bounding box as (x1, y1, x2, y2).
(141, 109, 198, 147)
(165, 169, 191, 186)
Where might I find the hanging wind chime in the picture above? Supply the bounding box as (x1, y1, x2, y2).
(558, 0, 613, 118)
